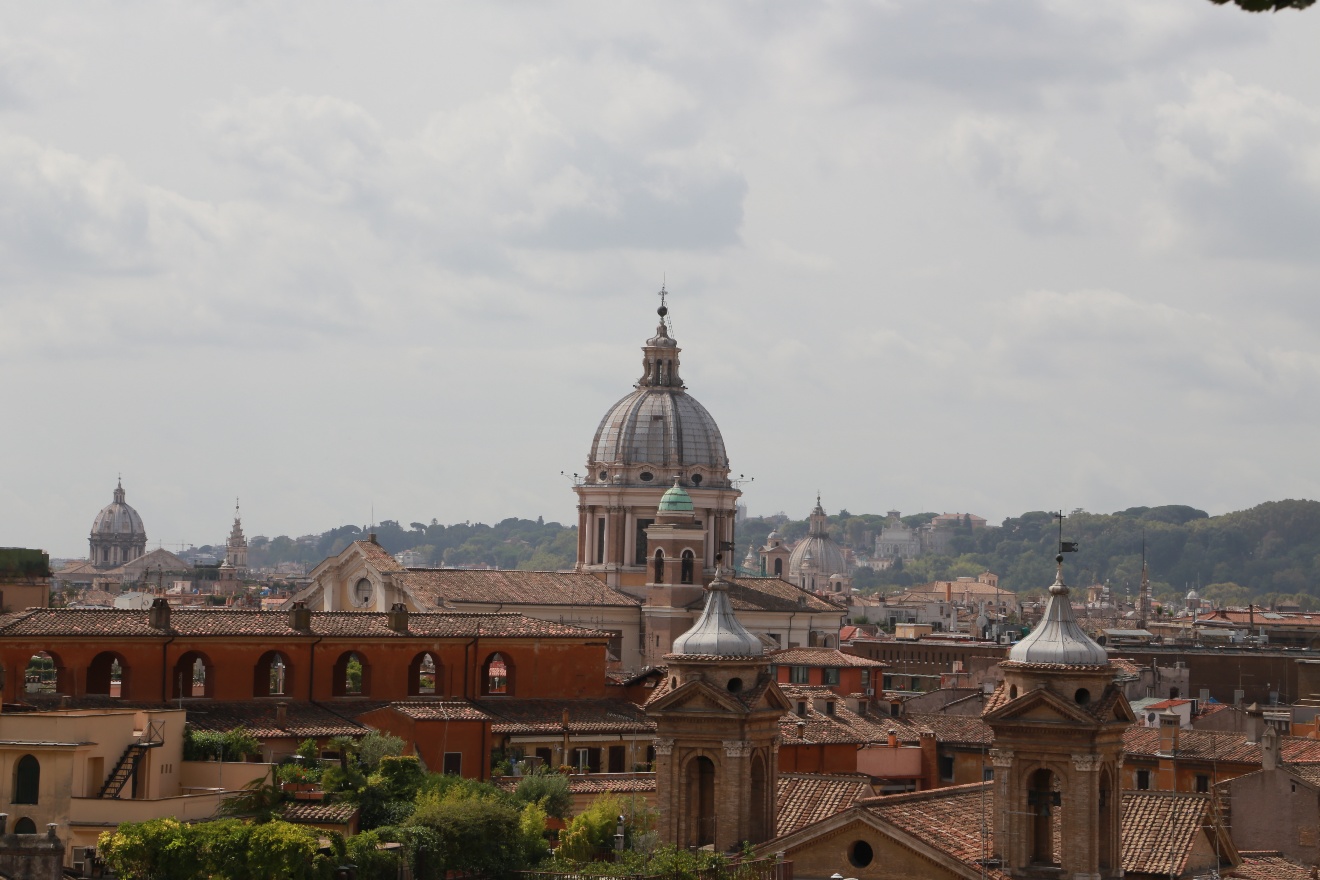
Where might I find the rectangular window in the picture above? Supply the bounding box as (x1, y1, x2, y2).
(596, 518, 606, 564)
(767, 633, 782, 646)
(825, 702, 836, 716)
(797, 701, 807, 717)
(576, 748, 590, 771)
(634, 518, 654, 565)
(983, 767, 994, 782)
(1196, 774, 1210, 793)
(938, 755, 955, 782)
(443, 753, 462, 776)
(534, 747, 553, 768)
(790, 666, 810, 684)
(608, 745, 626, 774)
(860, 669, 870, 688)
(823, 668, 841, 686)
(1136, 770, 1150, 790)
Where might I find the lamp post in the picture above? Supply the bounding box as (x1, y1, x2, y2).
(614, 814, 626, 853)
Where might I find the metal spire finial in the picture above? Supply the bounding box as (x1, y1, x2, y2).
(657, 280, 668, 317)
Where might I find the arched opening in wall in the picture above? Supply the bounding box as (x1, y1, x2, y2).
(808, 631, 820, 647)
(686, 755, 716, 848)
(1169, 687, 1180, 700)
(173, 652, 214, 699)
(409, 652, 440, 696)
(12, 818, 36, 835)
(332, 652, 369, 697)
(254, 651, 291, 697)
(1098, 767, 1114, 871)
(13, 754, 39, 804)
(681, 550, 695, 585)
(484, 652, 513, 696)
(773, 558, 783, 576)
(1028, 768, 1060, 866)
(87, 651, 129, 698)
(654, 550, 665, 584)
(749, 752, 768, 844)
(24, 651, 66, 695)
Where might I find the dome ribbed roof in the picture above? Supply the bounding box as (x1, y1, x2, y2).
(671, 572, 763, 656)
(788, 496, 847, 578)
(1008, 559, 1108, 666)
(91, 481, 146, 538)
(587, 302, 728, 471)
(590, 389, 728, 468)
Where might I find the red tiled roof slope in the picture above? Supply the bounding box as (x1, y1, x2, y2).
(399, 569, 640, 608)
(777, 774, 871, 837)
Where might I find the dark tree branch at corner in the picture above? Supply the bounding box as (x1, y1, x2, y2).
(1209, 0, 1315, 10)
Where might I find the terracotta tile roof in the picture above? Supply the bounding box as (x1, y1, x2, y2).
(0, 608, 605, 640)
(769, 647, 886, 668)
(904, 713, 994, 746)
(356, 541, 405, 572)
(397, 569, 640, 608)
(1230, 852, 1317, 879)
(1123, 727, 1320, 764)
(776, 773, 871, 837)
(1283, 763, 1320, 787)
(564, 775, 657, 795)
(371, 701, 494, 722)
(1121, 791, 1220, 877)
(478, 699, 655, 736)
(1110, 658, 1143, 678)
(862, 783, 1004, 880)
(184, 702, 369, 738)
(281, 802, 359, 824)
(721, 578, 842, 614)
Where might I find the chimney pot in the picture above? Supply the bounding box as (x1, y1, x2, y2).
(288, 601, 311, 633)
(149, 597, 171, 630)
(388, 603, 408, 633)
(276, 702, 288, 728)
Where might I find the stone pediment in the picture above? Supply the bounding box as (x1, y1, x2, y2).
(647, 678, 754, 715)
(983, 686, 1098, 725)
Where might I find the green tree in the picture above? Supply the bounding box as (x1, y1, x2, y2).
(245, 821, 340, 880)
(98, 818, 202, 880)
(357, 731, 405, 772)
(512, 769, 572, 819)
(406, 793, 525, 878)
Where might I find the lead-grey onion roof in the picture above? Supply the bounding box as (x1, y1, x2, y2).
(671, 574, 763, 656)
(1008, 561, 1108, 666)
(91, 481, 146, 537)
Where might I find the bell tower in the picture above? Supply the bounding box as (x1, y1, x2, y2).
(646, 566, 788, 852)
(983, 555, 1132, 879)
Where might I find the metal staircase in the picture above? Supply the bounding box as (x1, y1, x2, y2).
(97, 720, 164, 799)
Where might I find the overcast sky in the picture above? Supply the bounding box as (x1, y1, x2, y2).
(5, 2, 1320, 558)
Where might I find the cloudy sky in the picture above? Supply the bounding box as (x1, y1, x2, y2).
(5, 2, 1320, 557)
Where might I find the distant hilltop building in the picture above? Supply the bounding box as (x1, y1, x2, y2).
(873, 510, 988, 563)
(89, 479, 147, 569)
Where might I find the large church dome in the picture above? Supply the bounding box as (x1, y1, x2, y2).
(586, 301, 730, 483)
(89, 480, 147, 569)
(93, 480, 146, 537)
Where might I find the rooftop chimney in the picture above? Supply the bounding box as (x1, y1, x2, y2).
(1262, 725, 1282, 771)
(1159, 710, 1181, 756)
(276, 702, 288, 728)
(369, 533, 378, 545)
(387, 603, 409, 633)
(288, 601, 311, 634)
(1246, 702, 1264, 745)
(148, 597, 171, 630)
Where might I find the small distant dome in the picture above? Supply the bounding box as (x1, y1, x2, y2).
(767, 530, 780, 542)
(789, 496, 847, 579)
(671, 575, 763, 656)
(1186, 589, 1200, 601)
(1008, 559, 1108, 666)
(658, 478, 694, 513)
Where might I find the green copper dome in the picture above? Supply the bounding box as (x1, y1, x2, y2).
(658, 478, 694, 513)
